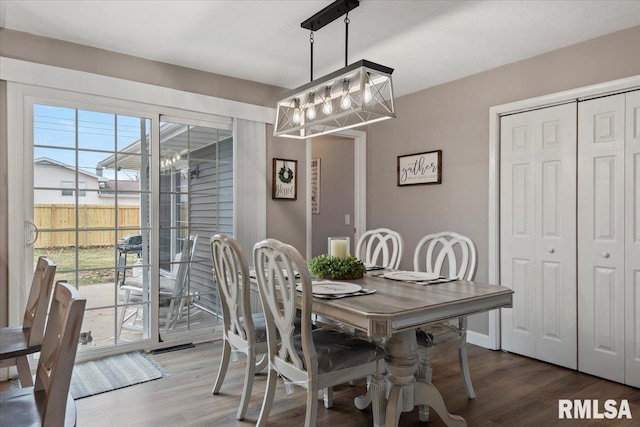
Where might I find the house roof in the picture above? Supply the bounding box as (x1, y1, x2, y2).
(96, 122, 233, 170)
(34, 157, 107, 182)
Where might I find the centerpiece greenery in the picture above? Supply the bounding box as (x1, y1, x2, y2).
(309, 254, 365, 280)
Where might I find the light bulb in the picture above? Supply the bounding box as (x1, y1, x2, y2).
(292, 99, 301, 124)
(363, 83, 372, 103)
(322, 87, 333, 115)
(340, 80, 352, 110)
(363, 72, 373, 103)
(306, 92, 316, 120)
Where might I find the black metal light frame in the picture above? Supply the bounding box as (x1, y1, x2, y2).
(273, 0, 395, 139)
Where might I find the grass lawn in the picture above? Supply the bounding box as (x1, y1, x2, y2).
(35, 247, 139, 285)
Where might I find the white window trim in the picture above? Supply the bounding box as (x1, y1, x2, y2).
(60, 180, 74, 196)
(0, 57, 275, 124)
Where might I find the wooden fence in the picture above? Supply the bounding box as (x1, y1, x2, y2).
(35, 204, 141, 248)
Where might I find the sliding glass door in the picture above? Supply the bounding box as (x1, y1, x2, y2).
(156, 117, 232, 339)
(9, 85, 233, 357)
(32, 102, 153, 348)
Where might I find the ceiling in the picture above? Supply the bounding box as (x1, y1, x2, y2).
(1, 1, 639, 97)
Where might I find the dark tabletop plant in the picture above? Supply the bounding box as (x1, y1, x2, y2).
(309, 255, 366, 280)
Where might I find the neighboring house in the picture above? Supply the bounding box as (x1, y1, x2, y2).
(34, 157, 140, 206)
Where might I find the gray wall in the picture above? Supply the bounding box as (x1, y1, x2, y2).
(311, 135, 355, 257)
(366, 25, 640, 334)
(266, 128, 307, 255)
(0, 29, 281, 107)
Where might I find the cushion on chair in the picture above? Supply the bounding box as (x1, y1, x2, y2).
(292, 328, 384, 374)
(238, 313, 268, 343)
(122, 276, 175, 294)
(120, 276, 175, 307)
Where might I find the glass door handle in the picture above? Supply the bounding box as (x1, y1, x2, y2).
(25, 220, 39, 246)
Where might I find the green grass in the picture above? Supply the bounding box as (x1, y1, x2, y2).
(35, 247, 139, 286)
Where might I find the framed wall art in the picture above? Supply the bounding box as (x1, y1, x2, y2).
(310, 158, 320, 213)
(272, 158, 298, 200)
(397, 150, 442, 186)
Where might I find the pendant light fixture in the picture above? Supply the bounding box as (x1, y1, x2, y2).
(274, 0, 395, 139)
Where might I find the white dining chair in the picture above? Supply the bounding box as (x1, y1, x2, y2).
(413, 231, 477, 422)
(253, 238, 386, 427)
(0, 257, 57, 387)
(355, 228, 404, 269)
(210, 234, 268, 421)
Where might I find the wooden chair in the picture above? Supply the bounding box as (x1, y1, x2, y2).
(355, 228, 404, 269)
(210, 234, 268, 420)
(253, 238, 386, 427)
(413, 231, 477, 422)
(0, 256, 56, 387)
(0, 281, 86, 427)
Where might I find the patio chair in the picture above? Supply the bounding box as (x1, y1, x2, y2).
(0, 281, 86, 427)
(210, 234, 268, 420)
(0, 257, 56, 387)
(413, 231, 477, 422)
(253, 238, 386, 427)
(355, 227, 404, 269)
(118, 235, 198, 336)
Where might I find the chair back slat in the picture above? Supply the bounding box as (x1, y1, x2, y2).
(34, 281, 86, 425)
(414, 232, 477, 280)
(24, 257, 57, 347)
(211, 234, 254, 343)
(253, 239, 315, 372)
(355, 228, 404, 269)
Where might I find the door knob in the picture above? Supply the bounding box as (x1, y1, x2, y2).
(548, 248, 555, 254)
(601, 252, 610, 258)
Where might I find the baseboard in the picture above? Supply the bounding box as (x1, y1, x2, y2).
(467, 330, 497, 350)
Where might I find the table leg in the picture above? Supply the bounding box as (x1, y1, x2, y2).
(417, 346, 433, 422)
(383, 330, 466, 427)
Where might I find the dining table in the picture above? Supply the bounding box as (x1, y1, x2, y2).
(303, 271, 513, 427)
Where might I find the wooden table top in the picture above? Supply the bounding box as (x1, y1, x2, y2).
(308, 274, 513, 338)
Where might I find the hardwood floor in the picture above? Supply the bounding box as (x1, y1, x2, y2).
(74, 340, 640, 426)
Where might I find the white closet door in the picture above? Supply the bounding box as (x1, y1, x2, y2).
(578, 94, 626, 383)
(534, 104, 577, 369)
(626, 90, 640, 387)
(501, 111, 537, 358)
(500, 103, 576, 368)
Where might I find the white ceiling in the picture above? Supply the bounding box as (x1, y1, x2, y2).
(1, 1, 640, 97)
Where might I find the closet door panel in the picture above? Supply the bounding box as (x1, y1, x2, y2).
(501, 103, 576, 366)
(578, 94, 625, 383)
(535, 104, 577, 369)
(626, 90, 640, 387)
(501, 111, 537, 358)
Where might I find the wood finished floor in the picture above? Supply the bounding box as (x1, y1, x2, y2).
(74, 340, 640, 426)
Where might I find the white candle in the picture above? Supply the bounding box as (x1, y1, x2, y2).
(330, 239, 348, 259)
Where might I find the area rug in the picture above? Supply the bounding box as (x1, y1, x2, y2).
(69, 351, 169, 399)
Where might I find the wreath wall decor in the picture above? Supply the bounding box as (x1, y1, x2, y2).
(272, 158, 298, 200)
